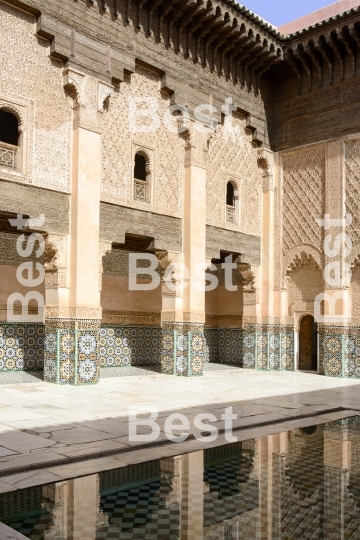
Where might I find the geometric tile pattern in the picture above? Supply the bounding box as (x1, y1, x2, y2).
(218, 329, 243, 365)
(99, 326, 162, 368)
(319, 329, 344, 377)
(205, 329, 244, 365)
(44, 327, 100, 385)
(319, 326, 360, 379)
(243, 324, 295, 372)
(3, 509, 52, 539)
(344, 329, 360, 379)
(243, 328, 256, 369)
(0, 323, 44, 372)
(281, 428, 325, 539)
(204, 328, 218, 363)
(5, 321, 360, 380)
(97, 479, 180, 540)
(204, 456, 258, 528)
(161, 326, 206, 377)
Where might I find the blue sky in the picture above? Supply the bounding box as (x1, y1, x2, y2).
(241, 0, 335, 26)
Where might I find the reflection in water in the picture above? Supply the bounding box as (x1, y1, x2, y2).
(1, 416, 360, 539)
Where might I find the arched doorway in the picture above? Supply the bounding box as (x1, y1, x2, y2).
(299, 315, 318, 371)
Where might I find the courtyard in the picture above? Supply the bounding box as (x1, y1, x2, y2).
(0, 367, 359, 491)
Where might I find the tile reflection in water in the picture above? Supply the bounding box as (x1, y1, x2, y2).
(1, 416, 360, 539)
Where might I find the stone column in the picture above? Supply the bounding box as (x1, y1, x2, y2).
(240, 263, 263, 369)
(323, 426, 351, 539)
(258, 435, 274, 539)
(271, 432, 288, 538)
(44, 68, 113, 384)
(159, 120, 207, 376)
(43, 475, 104, 539)
(320, 140, 350, 377)
(258, 148, 275, 320)
(179, 450, 204, 540)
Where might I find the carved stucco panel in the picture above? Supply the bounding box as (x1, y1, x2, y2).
(345, 139, 360, 247)
(287, 262, 324, 316)
(206, 113, 261, 235)
(282, 147, 325, 258)
(350, 265, 360, 318)
(0, 3, 72, 192)
(100, 67, 184, 217)
(0, 232, 40, 267)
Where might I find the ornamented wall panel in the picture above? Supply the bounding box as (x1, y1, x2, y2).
(99, 326, 161, 367)
(350, 266, 360, 319)
(0, 3, 71, 192)
(287, 263, 324, 316)
(345, 139, 360, 247)
(282, 147, 325, 258)
(161, 326, 205, 376)
(0, 324, 44, 372)
(100, 66, 184, 217)
(0, 232, 45, 267)
(102, 249, 161, 278)
(243, 324, 295, 371)
(44, 328, 99, 384)
(207, 113, 261, 234)
(204, 328, 243, 365)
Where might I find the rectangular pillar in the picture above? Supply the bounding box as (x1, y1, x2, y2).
(179, 451, 204, 540)
(323, 434, 351, 539)
(160, 122, 207, 376)
(44, 71, 113, 384)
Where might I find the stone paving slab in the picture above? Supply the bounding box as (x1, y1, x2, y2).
(0, 368, 359, 492)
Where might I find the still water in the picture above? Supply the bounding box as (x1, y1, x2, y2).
(1, 416, 360, 539)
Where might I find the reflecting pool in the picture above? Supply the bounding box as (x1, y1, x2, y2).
(1, 415, 360, 539)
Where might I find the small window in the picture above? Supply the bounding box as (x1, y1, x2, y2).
(0, 109, 19, 170)
(226, 182, 235, 206)
(133, 151, 150, 203)
(134, 153, 147, 181)
(0, 110, 19, 146)
(226, 181, 236, 223)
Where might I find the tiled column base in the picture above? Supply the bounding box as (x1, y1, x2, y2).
(243, 324, 295, 371)
(319, 325, 360, 378)
(161, 323, 205, 376)
(44, 319, 100, 384)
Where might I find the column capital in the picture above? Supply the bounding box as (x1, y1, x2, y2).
(99, 241, 112, 292)
(257, 148, 274, 191)
(44, 234, 69, 290)
(63, 68, 114, 132)
(181, 119, 213, 168)
(155, 250, 182, 299)
(239, 263, 261, 307)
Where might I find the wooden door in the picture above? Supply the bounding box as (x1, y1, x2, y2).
(299, 315, 317, 371)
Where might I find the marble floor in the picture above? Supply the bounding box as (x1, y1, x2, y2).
(0, 367, 359, 494)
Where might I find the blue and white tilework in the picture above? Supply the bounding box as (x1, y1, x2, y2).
(0, 324, 44, 372)
(44, 327, 99, 385)
(160, 324, 206, 376)
(100, 326, 162, 367)
(319, 326, 360, 378)
(243, 325, 295, 372)
(204, 329, 243, 365)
